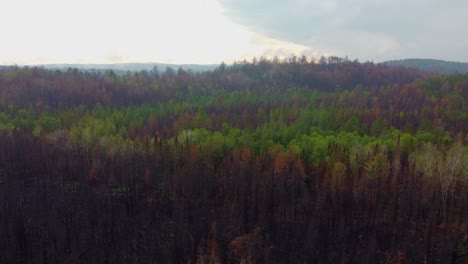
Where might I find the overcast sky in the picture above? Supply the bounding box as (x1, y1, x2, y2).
(1, 0, 467, 65)
(219, 0, 468, 62)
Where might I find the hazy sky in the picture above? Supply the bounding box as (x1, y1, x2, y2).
(220, 0, 468, 62)
(1, 0, 467, 65)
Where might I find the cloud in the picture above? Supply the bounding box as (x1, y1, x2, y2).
(218, 0, 468, 61)
(243, 34, 332, 60)
(0, 0, 284, 65)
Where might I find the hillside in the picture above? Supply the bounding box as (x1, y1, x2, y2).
(0, 58, 467, 263)
(385, 58, 468, 74)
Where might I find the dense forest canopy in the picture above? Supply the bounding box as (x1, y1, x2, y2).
(0, 57, 467, 263)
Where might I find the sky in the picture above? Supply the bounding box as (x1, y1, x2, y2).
(1, 0, 467, 65)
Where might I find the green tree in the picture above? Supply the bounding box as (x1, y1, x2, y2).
(365, 153, 390, 180)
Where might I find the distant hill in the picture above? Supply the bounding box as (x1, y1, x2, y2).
(384, 59, 468, 74)
(35, 62, 218, 74)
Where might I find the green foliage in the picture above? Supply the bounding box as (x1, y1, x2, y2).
(344, 116, 362, 133)
(415, 131, 438, 144)
(0, 61, 467, 263)
(0, 63, 464, 166)
(365, 153, 390, 180)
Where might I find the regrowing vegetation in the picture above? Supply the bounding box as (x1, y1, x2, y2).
(0, 57, 467, 263)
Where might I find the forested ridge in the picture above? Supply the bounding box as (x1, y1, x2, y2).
(385, 59, 468, 75)
(0, 57, 467, 263)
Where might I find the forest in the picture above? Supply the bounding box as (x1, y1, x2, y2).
(0, 56, 467, 263)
